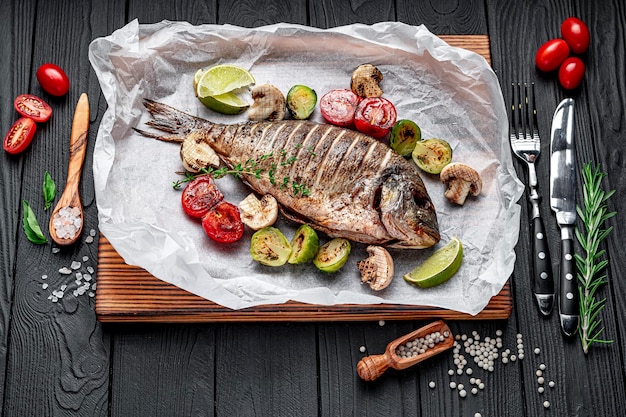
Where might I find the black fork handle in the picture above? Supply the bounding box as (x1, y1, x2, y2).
(532, 214, 554, 316)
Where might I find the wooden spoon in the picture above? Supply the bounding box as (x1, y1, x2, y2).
(49, 93, 90, 246)
(357, 320, 454, 381)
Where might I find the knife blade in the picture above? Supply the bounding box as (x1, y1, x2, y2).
(549, 98, 578, 337)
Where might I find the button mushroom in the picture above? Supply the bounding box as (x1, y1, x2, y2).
(357, 246, 394, 291)
(440, 162, 482, 205)
(238, 193, 279, 230)
(248, 84, 286, 121)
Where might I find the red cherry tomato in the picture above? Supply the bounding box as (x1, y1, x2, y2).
(535, 38, 570, 72)
(3, 117, 37, 154)
(558, 57, 585, 90)
(320, 89, 361, 127)
(36, 63, 70, 96)
(561, 17, 590, 54)
(202, 201, 244, 243)
(353, 97, 397, 139)
(14, 94, 52, 123)
(181, 175, 224, 218)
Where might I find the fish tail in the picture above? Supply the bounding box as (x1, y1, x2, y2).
(137, 99, 211, 143)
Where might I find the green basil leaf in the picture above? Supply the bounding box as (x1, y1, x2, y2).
(43, 171, 56, 210)
(22, 200, 47, 244)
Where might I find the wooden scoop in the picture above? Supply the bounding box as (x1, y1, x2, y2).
(49, 93, 89, 246)
(357, 320, 454, 381)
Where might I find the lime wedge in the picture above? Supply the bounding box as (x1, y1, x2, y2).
(193, 69, 205, 96)
(198, 91, 249, 115)
(195, 64, 255, 98)
(404, 237, 463, 288)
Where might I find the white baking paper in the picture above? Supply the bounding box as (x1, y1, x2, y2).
(88, 20, 524, 315)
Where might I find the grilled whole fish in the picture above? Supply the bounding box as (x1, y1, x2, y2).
(136, 99, 440, 248)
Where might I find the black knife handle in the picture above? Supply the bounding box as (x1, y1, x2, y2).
(532, 216, 554, 315)
(559, 237, 579, 336)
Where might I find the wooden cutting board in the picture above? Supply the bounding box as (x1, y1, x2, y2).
(95, 34, 511, 323)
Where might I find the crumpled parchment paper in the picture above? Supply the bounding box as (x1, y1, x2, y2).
(88, 20, 524, 315)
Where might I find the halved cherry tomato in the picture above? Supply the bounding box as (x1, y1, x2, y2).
(535, 38, 570, 72)
(181, 175, 224, 218)
(14, 94, 52, 123)
(561, 17, 590, 54)
(202, 201, 245, 243)
(353, 97, 397, 139)
(320, 89, 361, 127)
(558, 57, 585, 90)
(36, 63, 70, 96)
(3, 117, 37, 154)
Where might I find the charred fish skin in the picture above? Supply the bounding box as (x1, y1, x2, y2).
(136, 99, 440, 248)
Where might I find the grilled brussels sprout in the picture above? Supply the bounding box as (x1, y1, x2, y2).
(313, 238, 351, 273)
(288, 224, 319, 265)
(286, 85, 317, 120)
(250, 227, 292, 266)
(389, 119, 421, 157)
(411, 138, 453, 174)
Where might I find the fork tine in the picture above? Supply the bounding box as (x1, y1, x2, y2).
(530, 82, 539, 137)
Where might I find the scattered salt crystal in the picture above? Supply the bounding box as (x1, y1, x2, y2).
(59, 267, 72, 275)
(87, 266, 94, 274)
(83, 274, 92, 282)
(42, 283, 49, 290)
(60, 284, 67, 291)
(42, 275, 47, 280)
(73, 290, 79, 297)
(85, 236, 94, 244)
(52, 247, 60, 254)
(71, 261, 81, 270)
(89, 228, 96, 236)
(378, 320, 385, 326)
(82, 256, 89, 262)
(359, 346, 366, 353)
(88, 292, 95, 298)
(91, 283, 96, 290)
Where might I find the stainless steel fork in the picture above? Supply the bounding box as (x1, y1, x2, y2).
(509, 82, 554, 316)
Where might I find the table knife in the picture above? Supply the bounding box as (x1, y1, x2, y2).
(549, 98, 579, 337)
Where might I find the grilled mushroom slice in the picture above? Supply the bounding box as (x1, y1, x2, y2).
(357, 245, 394, 291)
(248, 84, 286, 121)
(440, 162, 482, 205)
(238, 193, 279, 230)
(351, 64, 383, 98)
(180, 131, 220, 173)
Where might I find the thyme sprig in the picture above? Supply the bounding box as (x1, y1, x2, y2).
(172, 152, 310, 197)
(575, 162, 616, 354)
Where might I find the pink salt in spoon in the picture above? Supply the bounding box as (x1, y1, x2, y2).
(49, 93, 89, 246)
(357, 320, 454, 381)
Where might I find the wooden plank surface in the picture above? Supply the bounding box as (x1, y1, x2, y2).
(94, 34, 505, 323)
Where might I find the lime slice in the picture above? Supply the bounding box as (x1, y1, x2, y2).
(403, 237, 463, 288)
(198, 92, 249, 115)
(193, 69, 205, 96)
(195, 64, 255, 98)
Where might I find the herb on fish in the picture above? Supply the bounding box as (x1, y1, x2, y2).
(43, 171, 56, 210)
(173, 152, 310, 197)
(22, 200, 47, 244)
(575, 162, 616, 353)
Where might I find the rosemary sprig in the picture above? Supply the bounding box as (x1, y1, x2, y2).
(575, 162, 616, 353)
(172, 151, 311, 197)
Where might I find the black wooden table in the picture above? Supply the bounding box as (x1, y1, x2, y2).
(2, 1, 624, 416)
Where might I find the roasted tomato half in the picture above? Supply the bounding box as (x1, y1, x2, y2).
(354, 97, 397, 139)
(14, 94, 52, 123)
(202, 201, 245, 244)
(319, 89, 361, 127)
(3, 117, 37, 154)
(181, 175, 224, 219)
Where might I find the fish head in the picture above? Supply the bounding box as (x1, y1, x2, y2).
(379, 172, 440, 249)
